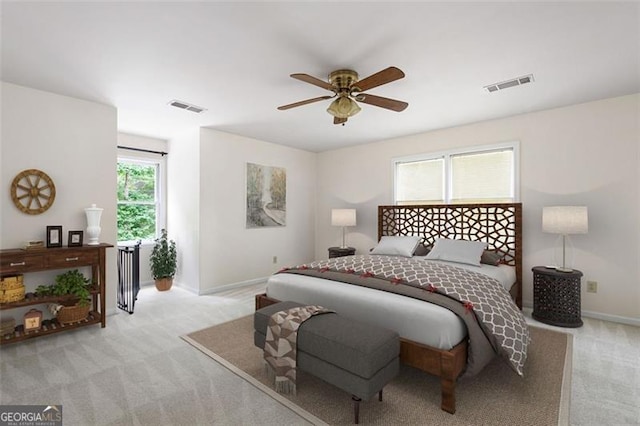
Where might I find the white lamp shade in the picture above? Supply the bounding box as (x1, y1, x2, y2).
(542, 206, 588, 234)
(331, 209, 357, 227)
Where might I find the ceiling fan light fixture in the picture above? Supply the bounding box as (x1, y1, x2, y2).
(327, 96, 361, 118)
(279, 67, 407, 123)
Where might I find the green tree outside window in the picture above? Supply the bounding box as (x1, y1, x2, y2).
(117, 162, 158, 241)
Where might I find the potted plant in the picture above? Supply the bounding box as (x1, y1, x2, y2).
(36, 270, 91, 305)
(36, 269, 92, 324)
(150, 229, 177, 291)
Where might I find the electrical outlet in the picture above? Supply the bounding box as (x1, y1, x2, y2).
(587, 281, 598, 293)
(272, 256, 278, 264)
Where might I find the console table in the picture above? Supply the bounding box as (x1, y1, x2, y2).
(0, 243, 112, 344)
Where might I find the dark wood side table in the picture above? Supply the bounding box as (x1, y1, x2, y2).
(328, 247, 356, 259)
(532, 266, 583, 327)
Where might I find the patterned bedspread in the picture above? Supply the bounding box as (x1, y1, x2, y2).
(277, 255, 530, 376)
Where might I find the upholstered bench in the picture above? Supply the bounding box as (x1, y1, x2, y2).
(254, 301, 399, 424)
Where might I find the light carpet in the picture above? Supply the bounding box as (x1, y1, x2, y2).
(183, 316, 573, 425)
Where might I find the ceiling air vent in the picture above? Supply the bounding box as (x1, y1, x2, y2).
(484, 74, 534, 93)
(168, 100, 207, 114)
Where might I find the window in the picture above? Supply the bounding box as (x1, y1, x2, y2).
(396, 158, 445, 204)
(394, 142, 518, 205)
(117, 155, 165, 243)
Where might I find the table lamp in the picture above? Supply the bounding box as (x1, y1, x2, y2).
(542, 206, 588, 272)
(331, 209, 357, 248)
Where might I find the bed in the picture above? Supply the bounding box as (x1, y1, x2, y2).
(255, 203, 524, 414)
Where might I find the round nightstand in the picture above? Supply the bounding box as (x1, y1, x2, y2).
(532, 266, 583, 327)
(328, 247, 356, 259)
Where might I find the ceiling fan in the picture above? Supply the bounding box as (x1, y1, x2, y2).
(277, 67, 408, 125)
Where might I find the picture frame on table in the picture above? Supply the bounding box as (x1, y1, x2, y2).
(68, 230, 83, 247)
(46, 225, 63, 248)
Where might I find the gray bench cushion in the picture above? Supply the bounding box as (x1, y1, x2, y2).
(298, 314, 398, 379)
(254, 301, 399, 380)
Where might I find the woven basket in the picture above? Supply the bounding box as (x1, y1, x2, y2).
(0, 275, 25, 303)
(57, 304, 90, 325)
(0, 286, 25, 303)
(0, 275, 23, 290)
(0, 318, 16, 336)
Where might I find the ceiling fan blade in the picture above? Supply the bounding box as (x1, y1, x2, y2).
(290, 73, 335, 91)
(356, 93, 408, 112)
(277, 95, 334, 110)
(334, 116, 347, 125)
(351, 67, 405, 92)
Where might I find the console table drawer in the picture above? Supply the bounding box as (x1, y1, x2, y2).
(46, 251, 99, 268)
(0, 254, 45, 273)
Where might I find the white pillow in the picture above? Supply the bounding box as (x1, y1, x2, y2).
(425, 238, 486, 266)
(370, 236, 421, 258)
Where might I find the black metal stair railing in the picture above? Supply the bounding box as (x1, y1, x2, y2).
(117, 242, 140, 314)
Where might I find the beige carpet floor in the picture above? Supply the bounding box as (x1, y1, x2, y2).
(183, 316, 573, 425)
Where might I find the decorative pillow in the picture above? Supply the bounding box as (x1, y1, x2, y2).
(425, 238, 487, 266)
(370, 236, 421, 258)
(480, 250, 502, 266)
(413, 244, 432, 257)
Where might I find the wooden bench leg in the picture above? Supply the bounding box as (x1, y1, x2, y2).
(352, 395, 361, 424)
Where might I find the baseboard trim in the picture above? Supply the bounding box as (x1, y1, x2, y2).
(580, 309, 640, 327)
(198, 277, 268, 296)
(523, 302, 639, 327)
(174, 281, 199, 294)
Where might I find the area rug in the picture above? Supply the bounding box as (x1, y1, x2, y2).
(182, 316, 572, 425)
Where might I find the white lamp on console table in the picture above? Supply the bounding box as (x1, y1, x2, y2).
(331, 209, 357, 249)
(542, 206, 588, 272)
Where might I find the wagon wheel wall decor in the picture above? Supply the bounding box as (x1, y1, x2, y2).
(11, 169, 56, 214)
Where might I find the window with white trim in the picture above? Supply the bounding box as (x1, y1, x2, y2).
(117, 155, 166, 243)
(394, 142, 519, 205)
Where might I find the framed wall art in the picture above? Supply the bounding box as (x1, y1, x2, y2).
(246, 162, 286, 228)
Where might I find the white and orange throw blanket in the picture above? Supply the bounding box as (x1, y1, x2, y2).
(263, 305, 334, 394)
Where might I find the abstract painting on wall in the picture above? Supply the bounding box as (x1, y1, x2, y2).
(246, 162, 286, 228)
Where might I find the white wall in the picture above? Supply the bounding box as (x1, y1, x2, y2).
(1, 82, 118, 311)
(167, 129, 201, 293)
(117, 132, 168, 286)
(316, 94, 640, 323)
(197, 129, 316, 293)
(7, 82, 634, 324)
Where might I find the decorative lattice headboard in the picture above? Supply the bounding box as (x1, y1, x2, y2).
(378, 203, 523, 308)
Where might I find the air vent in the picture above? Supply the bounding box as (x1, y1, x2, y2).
(484, 74, 534, 93)
(168, 100, 207, 114)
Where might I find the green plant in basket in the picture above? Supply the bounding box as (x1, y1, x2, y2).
(35, 284, 53, 297)
(52, 269, 91, 307)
